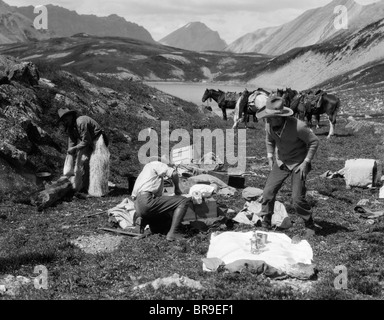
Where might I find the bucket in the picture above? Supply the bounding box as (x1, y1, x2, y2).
(35, 172, 52, 186)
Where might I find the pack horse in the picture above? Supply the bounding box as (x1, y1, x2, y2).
(233, 89, 269, 129)
(202, 89, 239, 121)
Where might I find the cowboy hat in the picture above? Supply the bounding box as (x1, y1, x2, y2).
(256, 95, 293, 119)
(57, 108, 77, 121)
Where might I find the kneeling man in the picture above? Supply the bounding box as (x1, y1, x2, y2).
(132, 159, 191, 241)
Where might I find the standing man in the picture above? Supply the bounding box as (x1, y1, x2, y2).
(256, 96, 321, 237)
(58, 108, 110, 197)
(132, 158, 192, 241)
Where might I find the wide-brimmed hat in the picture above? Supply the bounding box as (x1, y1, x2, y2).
(57, 108, 77, 121)
(256, 96, 293, 119)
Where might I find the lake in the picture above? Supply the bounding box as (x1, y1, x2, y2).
(144, 81, 267, 116)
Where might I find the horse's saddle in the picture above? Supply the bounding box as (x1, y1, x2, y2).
(225, 92, 240, 102)
(305, 93, 320, 107)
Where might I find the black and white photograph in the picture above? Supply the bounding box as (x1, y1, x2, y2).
(1, 0, 384, 307)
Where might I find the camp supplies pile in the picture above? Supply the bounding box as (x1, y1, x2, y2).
(188, 184, 217, 204)
(344, 159, 382, 189)
(233, 187, 292, 229)
(203, 231, 316, 280)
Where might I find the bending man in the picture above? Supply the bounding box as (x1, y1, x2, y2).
(58, 108, 110, 197)
(256, 95, 321, 237)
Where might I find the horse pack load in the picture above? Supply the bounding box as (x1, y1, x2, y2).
(224, 92, 240, 102)
(233, 88, 270, 129)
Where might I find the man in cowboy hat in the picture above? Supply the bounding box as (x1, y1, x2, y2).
(58, 108, 110, 197)
(132, 157, 192, 241)
(256, 95, 321, 237)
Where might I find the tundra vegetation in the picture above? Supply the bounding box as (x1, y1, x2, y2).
(1, 58, 384, 300)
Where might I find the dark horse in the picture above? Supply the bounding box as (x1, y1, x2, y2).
(303, 90, 341, 139)
(202, 89, 238, 121)
(277, 88, 340, 139)
(277, 88, 305, 118)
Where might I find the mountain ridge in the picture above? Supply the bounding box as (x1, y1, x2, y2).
(226, 0, 384, 55)
(159, 22, 227, 52)
(13, 3, 155, 43)
(0, 0, 53, 44)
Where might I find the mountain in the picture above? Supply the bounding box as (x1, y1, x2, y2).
(159, 22, 227, 52)
(14, 4, 155, 43)
(227, 0, 384, 55)
(247, 17, 384, 90)
(225, 26, 279, 53)
(0, 0, 52, 44)
(0, 35, 269, 83)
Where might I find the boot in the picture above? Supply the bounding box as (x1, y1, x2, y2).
(304, 217, 322, 238)
(166, 204, 188, 241)
(261, 213, 272, 229)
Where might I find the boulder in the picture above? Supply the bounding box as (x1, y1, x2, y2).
(6, 61, 40, 86)
(0, 73, 10, 85)
(0, 141, 27, 167)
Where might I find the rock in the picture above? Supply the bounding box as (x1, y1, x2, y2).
(6, 61, 40, 86)
(123, 134, 132, 142)
(0, 275, 32, 297)
(137, 109, 158, 120)
(54, 93, 76, 106)
(143, 103, 155, 112)
(133, 273, 204, 291)
(0, 75, 10, 85)
(20, 119, 60, 150)
(108, 100, 119, 108)
(38, 78, 55, 88)
(0, 141, 27, 166)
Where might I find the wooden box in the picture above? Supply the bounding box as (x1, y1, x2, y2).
(183, 197, 217, 221)
(208, 171, 245, 188)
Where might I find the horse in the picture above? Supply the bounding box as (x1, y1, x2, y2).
(232, 89, 269, 129)
(202, 89, 239, 121)
(279, 87, 305, 119)
(302, 90, 341, 139)
(233, 89, 252, 129)
(256, 87, 271, 96)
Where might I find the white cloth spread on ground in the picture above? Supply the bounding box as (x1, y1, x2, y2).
(107, 198, 136, 229)
(204, 231, 313, 275)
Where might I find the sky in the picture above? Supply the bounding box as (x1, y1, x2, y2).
(3, 0, 382, 43)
